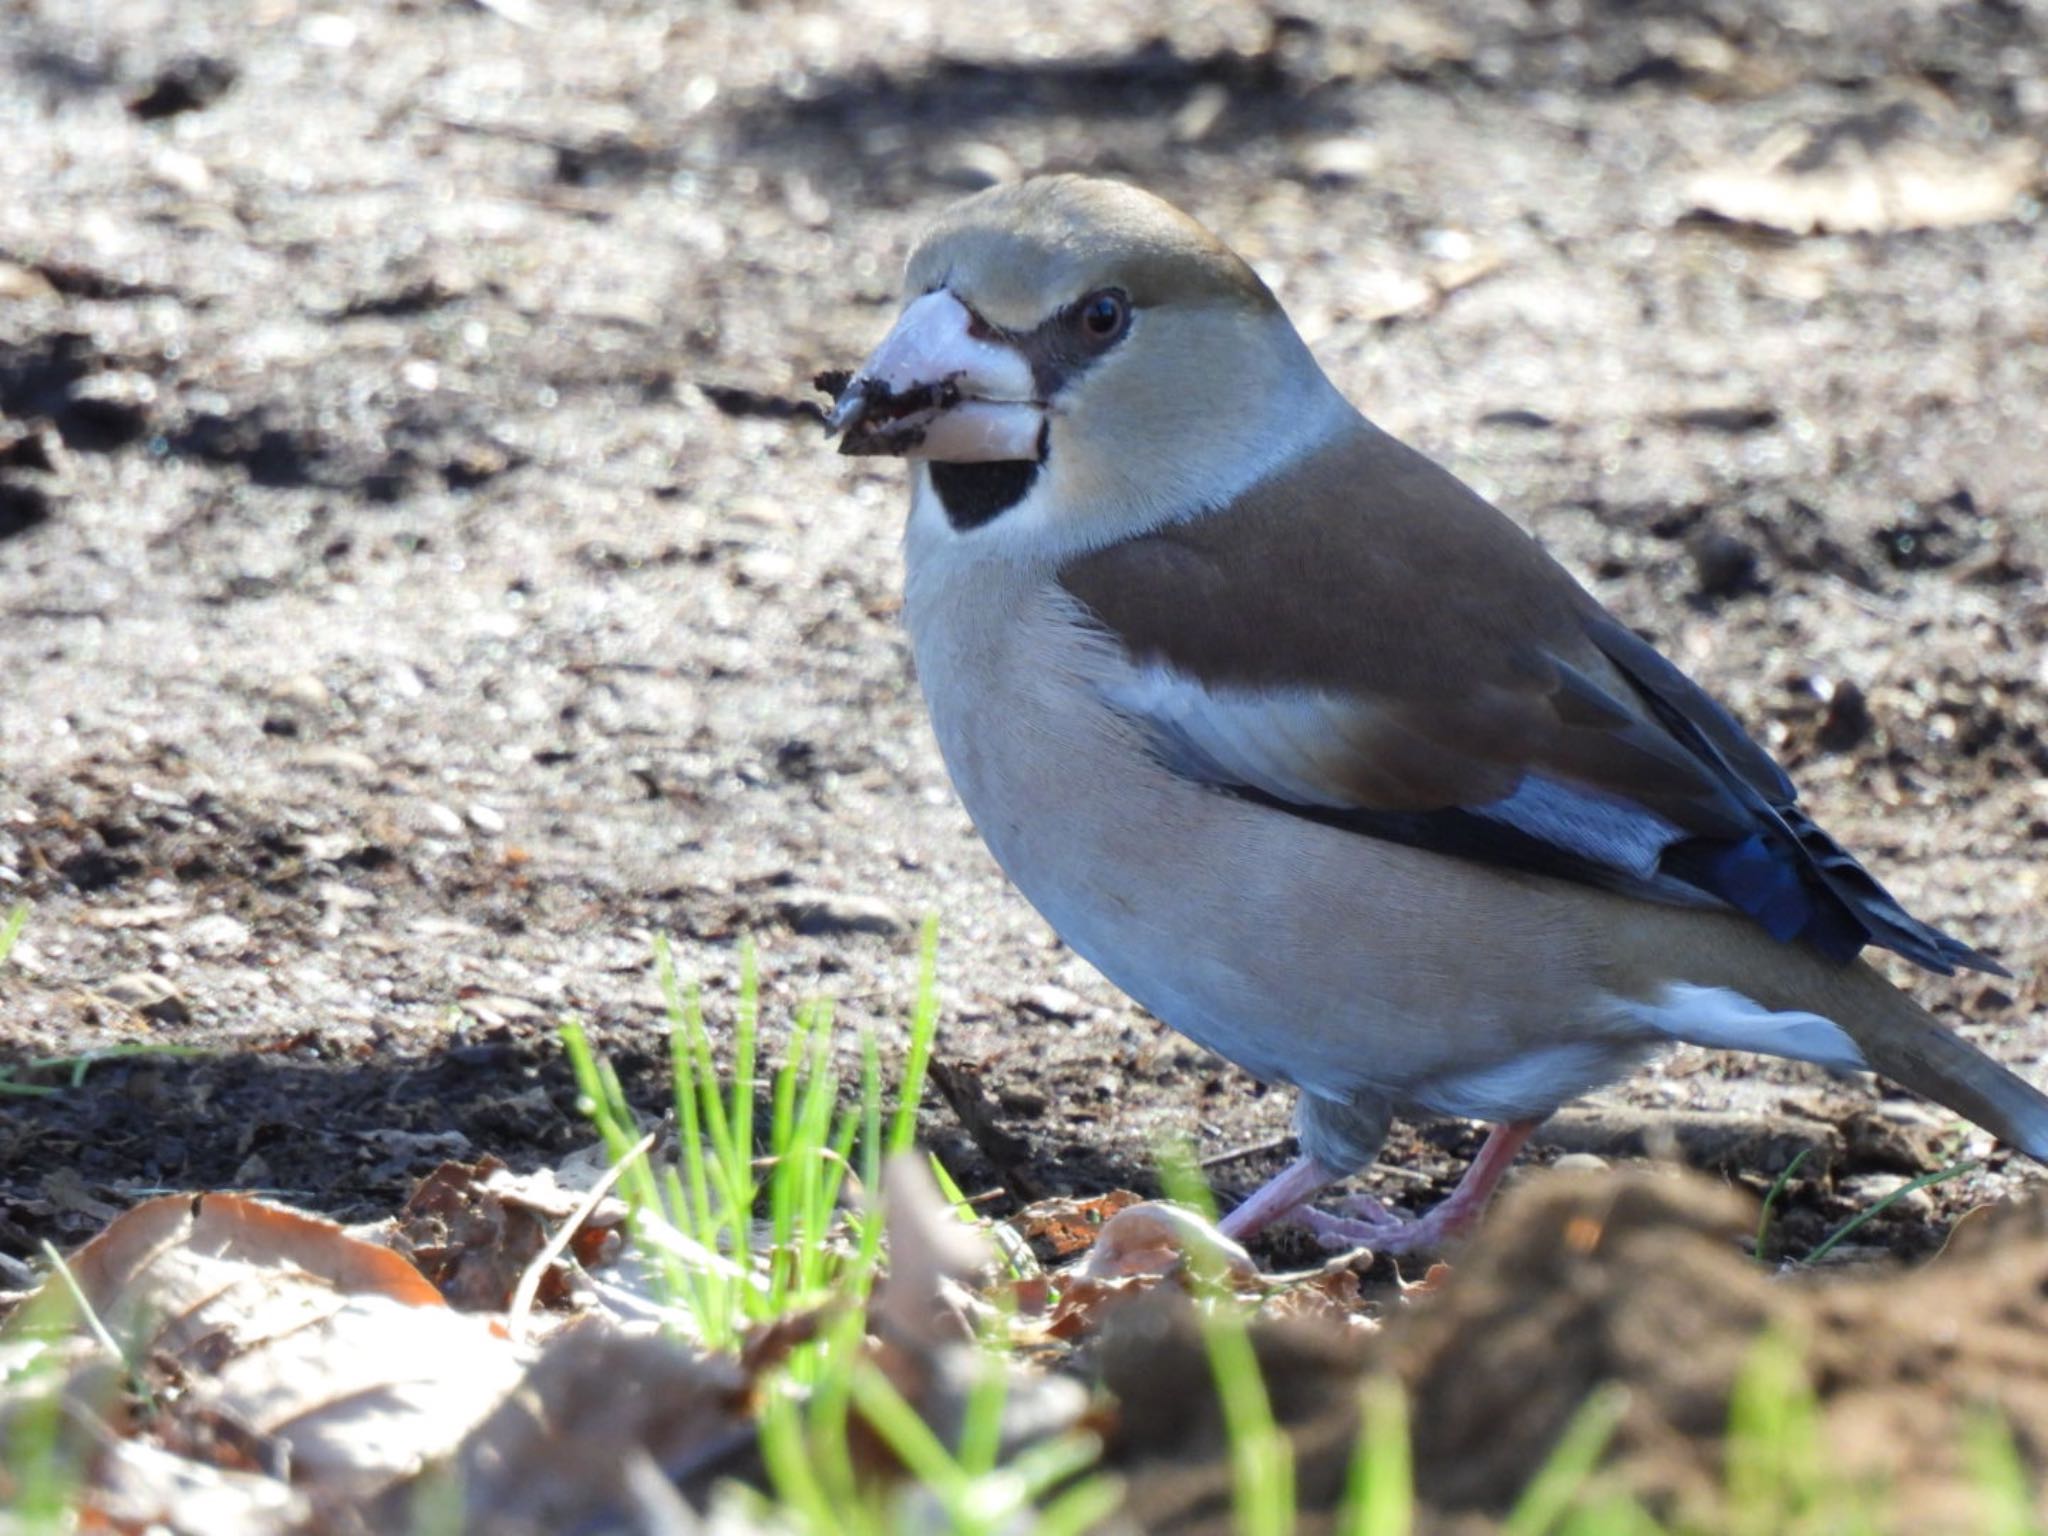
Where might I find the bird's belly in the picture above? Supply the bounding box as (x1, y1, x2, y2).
(908, 579, 1640, 1108)
(942, 721, 1309, 1088)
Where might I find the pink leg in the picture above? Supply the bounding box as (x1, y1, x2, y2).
(1216, 1153, 1340, 1243)
(1221, 1120, 1541, 1256)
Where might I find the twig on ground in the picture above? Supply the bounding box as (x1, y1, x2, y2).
(507, 1130, 656, 1343)
(1199, 1135, 1294, 1170)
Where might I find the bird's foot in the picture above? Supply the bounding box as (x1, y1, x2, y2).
(1217, 1120, 1542, 1257)
(1290, 1194, 1473, 1255)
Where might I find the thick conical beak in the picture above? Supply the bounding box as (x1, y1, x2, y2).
(825, 290, 1044, 462)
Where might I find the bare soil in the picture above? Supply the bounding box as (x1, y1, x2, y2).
(3, 0, 2048, 1517)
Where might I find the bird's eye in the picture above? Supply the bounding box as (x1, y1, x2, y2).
(1075, 289, 1130, 347)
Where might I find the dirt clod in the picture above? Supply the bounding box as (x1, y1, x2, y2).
(1383, 1170, 2048, 1529)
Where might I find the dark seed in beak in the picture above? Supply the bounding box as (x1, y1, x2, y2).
(826, 375, 963, 453)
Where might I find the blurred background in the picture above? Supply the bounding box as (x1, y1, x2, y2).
(2, 0, 2047, 1252)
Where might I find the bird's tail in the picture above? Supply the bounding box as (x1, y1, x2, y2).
(1824, 965, 2048, 1163)
(1609, 903, 2048, 1162)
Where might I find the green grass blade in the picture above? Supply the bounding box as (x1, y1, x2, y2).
(657, 937, 713, 1242)
(682, 978, 750, 1264)
(823, 1099, 862, 1221)
(957, 1349, 1009, 1479)
(928, 1147, 1039, 1279)
(766, 1000, 807, 1312)
(756, 1385, 839, 1532)
(1963, 1408, 2038, 1536)
(1802, 1160, 1978, 1267)
(791, 1004, 841, 1296)
(1, 1289, 87, 1525)
(560, 1022, 633, 1166)
(0, 1042, 215, 1098)
(405, 1464, 468, 1536)
(1752, 1145, 1814, 1266)
(805, 1310, 869, 1512)
(849, 1364, 974, 1524)
(1342, 1374, 1413, 1536)
(1725, 1330, 1820, 1535)
(561, 1019, 694, 1317)
(1157, 1137, 1219, 1220)
(859, 1026, 885, 1193)
(1004, 1430, 1112, 1503)
(887, 918, 940, 1156)
(1503, 1384, 1630, 1536)
(731, 939, 761, 1202)
(1032, 1469, 1127, 1536)
(0, 902, 28, 967)
(1208, 1305, 1296, 1536)
(1159, 1140, 1292, 1536)
(1553, 1489, 1662, 1536)
(657, 1163, 728, 1345)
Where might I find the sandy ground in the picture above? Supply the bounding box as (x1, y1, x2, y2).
(4, 0, 2048, 1276)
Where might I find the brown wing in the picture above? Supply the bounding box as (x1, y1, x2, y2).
(1059, 419, 2000, 975)
(1060, 422, 1752, 836)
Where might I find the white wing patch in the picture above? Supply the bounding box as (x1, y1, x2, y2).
(1096, 660, 1690, 882)
(1097, 664, 1361, 808)
(1633, 982, 1867, 1073)
(1473, 775, 1682, 879)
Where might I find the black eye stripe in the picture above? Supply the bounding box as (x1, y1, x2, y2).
(996, 287, 1133, 399)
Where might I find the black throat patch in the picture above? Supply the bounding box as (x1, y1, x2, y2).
(930, 459, 1040, 531)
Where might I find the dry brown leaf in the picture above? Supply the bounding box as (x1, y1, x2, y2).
(1042, 1272, 1161, 1341)
(869, 1151, 994, 1352)
(54, 1192, 525, 1501)
(1001, 1273, 1053, 1318)
(392, 1156, 624, 1313)
(857, 1158, 1091, 1488)
(1259, 1266, 1373, 1330)
(363, 1323, 752, 1536)
(1401, 1260, 1456, 1298)
(67, 1192, 445, 1312)
(1007, 1189, 1144, 1260)
(89, 1437, 310, 1536)
(1071, 1200, 1259, 1285)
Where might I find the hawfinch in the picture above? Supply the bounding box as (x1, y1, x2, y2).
(823, 175, 2046, 1252)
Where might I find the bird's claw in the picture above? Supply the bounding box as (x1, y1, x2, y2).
(1291, 1198, 1471, 1256)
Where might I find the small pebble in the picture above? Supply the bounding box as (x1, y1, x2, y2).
(1551, 1152, 1611, 1174)
(419, 801, 467, 838)
(1018, 984, 1086, 1021)
(294, 746, 380, 780)
(129, 54, 238, 119)
(269, 673, 331, 711)
(97, 970, 190, 1024)
(1296, 135, 1382, 185)
(182, 913, 251, 956)
(1690, 531, 1761, 600)
(928, 141, 1020, 191)
(776, 889, 908, 937)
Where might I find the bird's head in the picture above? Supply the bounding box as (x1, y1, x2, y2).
(827, 176, 1350, 553)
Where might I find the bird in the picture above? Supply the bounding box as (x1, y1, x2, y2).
(820, 174, 2048, 1253)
